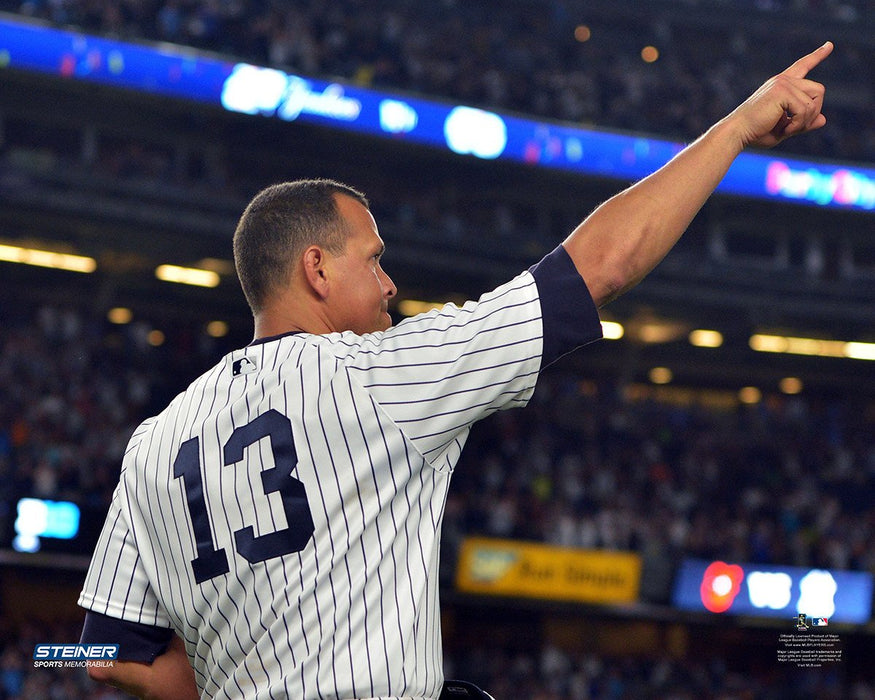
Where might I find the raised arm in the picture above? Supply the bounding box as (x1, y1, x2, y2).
(566, 41, 833, 307)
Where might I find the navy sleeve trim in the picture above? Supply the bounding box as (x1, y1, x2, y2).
(80, 610, 174, 663)
(529, 245, 603, 368)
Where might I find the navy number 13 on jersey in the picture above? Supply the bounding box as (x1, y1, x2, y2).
(173, 409, 315, 583)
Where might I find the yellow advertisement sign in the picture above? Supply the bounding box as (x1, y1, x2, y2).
(455, 537, 641, 604)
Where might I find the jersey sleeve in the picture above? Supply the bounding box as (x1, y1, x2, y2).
(528, 244, 604, 366)
(80, 610, 174, 662)
(341, 245, 602, 464)
(78, 482, 172, 629)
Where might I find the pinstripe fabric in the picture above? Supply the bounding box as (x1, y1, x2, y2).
(79, 270, 547, 699)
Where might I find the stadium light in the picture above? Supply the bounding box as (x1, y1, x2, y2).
(206, 320, 229, 338)
(649, 367, 673, 384)
(0, 243, 96, 273)
(600, 321, 624, 340)
(155, 264, 220, 288)
(779, 377, 804, 395)
(147, 330, 165, 346)
(689, 329, 724, 348)
(739, 386, 762, 404)
(637, 321, 685, 344)
(641, 46, 660, 63)
(845, 342, 875, 361)
(749, 333, 875, 360)
(574, 25, 592, 42)
(107, 307, 133, 324)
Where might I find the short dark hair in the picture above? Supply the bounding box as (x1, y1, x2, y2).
(233, 179, 369, 314)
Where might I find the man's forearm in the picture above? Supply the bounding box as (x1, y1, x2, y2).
(563, 117, 743, 307)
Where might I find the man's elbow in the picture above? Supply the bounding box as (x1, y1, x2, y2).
(86, 660, 117, 684)
(565, 242, 635, 307)
(86, 660, 147, 698)
(584, 266, 630, 308)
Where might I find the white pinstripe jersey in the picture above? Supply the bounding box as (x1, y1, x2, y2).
(79, 250, 602, 699)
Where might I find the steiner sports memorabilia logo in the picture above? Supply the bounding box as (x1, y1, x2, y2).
(33, 644, 118, 668)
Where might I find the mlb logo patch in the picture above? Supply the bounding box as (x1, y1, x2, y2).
(232, 356, 258, 376)
(811, 617, 829, 627)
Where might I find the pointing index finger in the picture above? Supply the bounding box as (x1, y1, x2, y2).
(783, 41, 834, 79)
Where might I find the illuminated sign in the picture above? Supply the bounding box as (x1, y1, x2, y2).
(379, 99, 418, 134)
(14, 498, 81, 553)
(747, 570, 793, 610)
(764, 161, 875, 209)
(456, 536, 641, 604)
(221, 65, 362, 123)
(2, 16, 875, 211)
(443, 106, 507, 159)
(699, 560, 744, 612)
(673, 558, 873, 624)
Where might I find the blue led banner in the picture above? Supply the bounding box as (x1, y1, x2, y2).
(2, 15, 874, 211)
(672, 558, 873, 625)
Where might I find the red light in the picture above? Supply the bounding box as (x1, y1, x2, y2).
(700, 561, 744, 613)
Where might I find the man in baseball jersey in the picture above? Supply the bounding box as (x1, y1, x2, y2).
(79, 43, 832, 699)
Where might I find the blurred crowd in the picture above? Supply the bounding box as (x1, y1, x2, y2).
(2, 617, 874, 699)
(443, 641, 875, 700)
(2, 624, 875, 699)
(3, 303, 875, 579)
(1, 0, 874, 164)
(446, 373, 875, 585)
(2, 282, 875, 698)
(0, 305, 233, 531)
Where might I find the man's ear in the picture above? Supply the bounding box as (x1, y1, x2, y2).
(301, 245, 330, 299)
